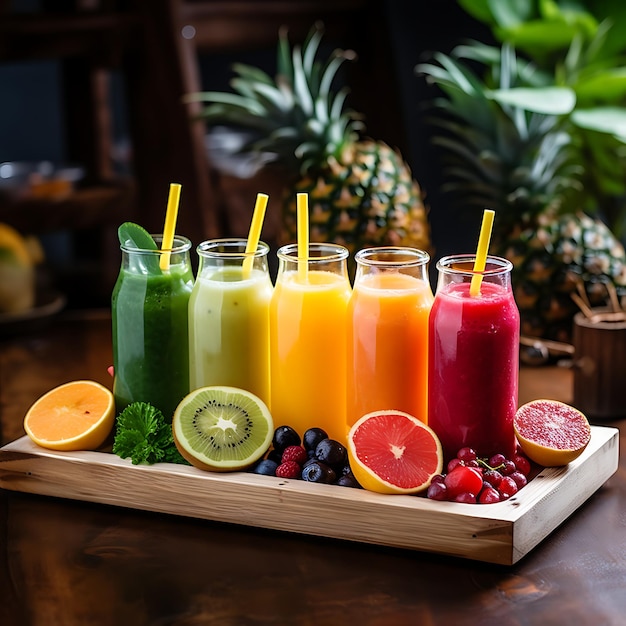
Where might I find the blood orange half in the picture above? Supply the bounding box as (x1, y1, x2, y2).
(347, 410, 443, 494)
(514, 399, 592, 467)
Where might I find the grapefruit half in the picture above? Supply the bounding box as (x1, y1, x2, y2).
(514, 399, 591, 467)
(347, 410, 443, 495)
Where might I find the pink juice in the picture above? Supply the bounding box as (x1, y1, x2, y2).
(428, 272, 520, 461)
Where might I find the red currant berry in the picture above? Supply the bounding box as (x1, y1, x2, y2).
(488, 453, 506, 468)
(430, 473, 445, 485)
(510, 471, 528, 489)
(447, 458, 464, 473)
(513, 454, 531, 476)
(500, 459, 516, 476)
(454, 492, 477, 504)
(482, 469, 503, 488)
(456, 447, 477, 462)
(427, 481, 448, 501)
(498, 476, 519, 499)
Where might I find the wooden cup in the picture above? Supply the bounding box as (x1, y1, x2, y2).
(573, 310, 626, 419)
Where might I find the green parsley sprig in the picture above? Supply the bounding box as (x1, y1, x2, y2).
(113, 401, 188, 465)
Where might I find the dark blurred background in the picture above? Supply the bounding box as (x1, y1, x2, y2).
(0, 0, 490, 308)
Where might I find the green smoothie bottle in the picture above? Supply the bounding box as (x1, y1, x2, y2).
(112, 232, 194, 421)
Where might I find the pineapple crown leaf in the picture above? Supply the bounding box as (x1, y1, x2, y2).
(230, 62, 275, 87)
(330, 86, 350, 121)
(187, 90, 265, 114)
(187, 22, 363, 173)
(292, 45, 315, 117)
(230, 78, 293, 114)
(301, 22, 325, 74)
(277, 25, 293, 77)
(193, 102, 279, 135)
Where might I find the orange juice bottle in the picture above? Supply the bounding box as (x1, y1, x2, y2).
(347, 247, 433, 431)
(270, 243, 352, 443)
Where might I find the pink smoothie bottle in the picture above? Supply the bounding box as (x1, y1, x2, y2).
(428, 254, 520, 461)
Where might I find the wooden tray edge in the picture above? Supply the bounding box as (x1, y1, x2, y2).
(0, 426, 619, 565)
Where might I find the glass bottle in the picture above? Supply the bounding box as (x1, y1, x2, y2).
(347, 247, 433, 430)
(428, 254, 520, 460)
(112, 234, 193, 421)
(188, 238, 273, 406)
(269, 242, 352, 442)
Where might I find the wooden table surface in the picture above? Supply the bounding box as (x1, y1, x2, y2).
(1, 310, 624, 625)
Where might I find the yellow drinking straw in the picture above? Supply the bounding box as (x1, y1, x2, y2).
(242, 192, 269, 277)
(297, 192, 309, 283)
(159, 183, 182, 271)
(469, 209, 495, 296)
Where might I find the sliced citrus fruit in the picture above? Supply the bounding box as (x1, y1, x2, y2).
(514, 399, 592, 467)
(23, 380, 115, 451)
(347, 410, 443, 494)
(172, 386, 273, 471)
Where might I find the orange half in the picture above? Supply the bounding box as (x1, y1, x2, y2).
(23, 380, 115, 451)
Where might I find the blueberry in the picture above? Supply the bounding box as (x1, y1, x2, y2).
(301, 461, 336, 484)
(252, 459, 278, 476)
(303, 427, 328, 451)
(314, 438, 347, 470)
(340, 464, 353, 476)
(267, 448, 283, 464)
(335, 473, 362, 488)
(302, 456, 317, 468)
(272, 425, 301, 452)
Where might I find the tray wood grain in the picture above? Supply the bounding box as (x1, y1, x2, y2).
(0, 426, 619, 565)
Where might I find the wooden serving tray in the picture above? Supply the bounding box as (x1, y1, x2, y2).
(0, 426, 619, 565)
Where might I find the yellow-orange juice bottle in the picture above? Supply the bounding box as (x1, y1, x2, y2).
(270, 243, 352, 443)
(347, 247, 433, 431)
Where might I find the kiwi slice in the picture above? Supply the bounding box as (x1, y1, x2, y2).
(172, 386, 273, 471)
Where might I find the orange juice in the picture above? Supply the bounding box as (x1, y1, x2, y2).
(270, 244, 352, 442)
(347, 247, 433, 431)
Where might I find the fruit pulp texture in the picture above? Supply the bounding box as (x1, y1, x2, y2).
(270, 270, 351, 443)
(112, 265, 193, 420)
(428, 281, 519, 460)
(347, 272, 433, 429)
(188, 267, 272, 406)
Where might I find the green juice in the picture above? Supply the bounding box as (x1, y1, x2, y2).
(112, 236, 193, 421)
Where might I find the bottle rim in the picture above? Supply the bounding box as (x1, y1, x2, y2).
(120, 234, 192, 255)
(196, 237, 270, 259)
(355, 246, 430, 267)
(436, 254, 513, 276)
(277, 242, 349, 263)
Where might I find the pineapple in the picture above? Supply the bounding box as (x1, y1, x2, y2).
(417, 43, 626, 341)
(188, 24, 430, 267)
(503, 210, 626, 341)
